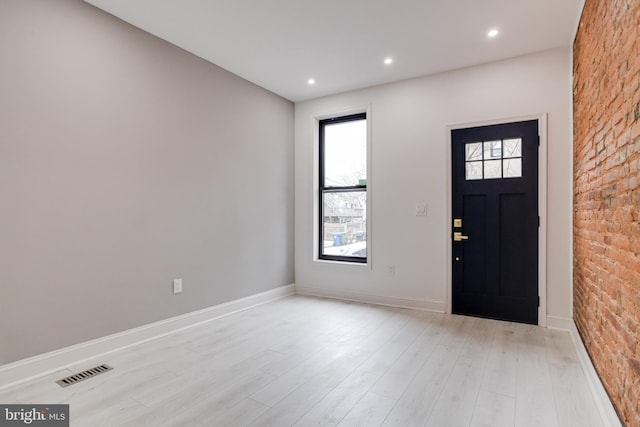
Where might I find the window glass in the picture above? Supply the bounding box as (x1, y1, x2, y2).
(323, 120, 367, 187)
(465, 161, 483, 180)
(319, 113, 367, 263)
(322, 192, 367, 258)
(465, 142, 482, 161)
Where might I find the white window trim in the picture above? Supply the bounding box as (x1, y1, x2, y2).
(313, 104, 372, 269)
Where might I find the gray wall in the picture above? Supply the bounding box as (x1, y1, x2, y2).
(0, 0, 294, 364)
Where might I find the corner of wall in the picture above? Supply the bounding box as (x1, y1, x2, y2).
(0, 285, 295, 391)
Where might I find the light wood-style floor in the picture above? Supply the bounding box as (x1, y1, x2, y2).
(0, 295, 603, 426)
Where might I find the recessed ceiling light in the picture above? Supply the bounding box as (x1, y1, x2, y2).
(307, 78, 316, 85)
(487, 29, 499, 38)
(384, 58, 393, 65)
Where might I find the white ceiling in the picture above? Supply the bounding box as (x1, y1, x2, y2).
(83, 0, 584, 102)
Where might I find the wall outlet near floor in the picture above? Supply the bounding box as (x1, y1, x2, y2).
(388, 264, 396, 276)
(415, 203, 428, 216)
(173, 279, 183, 294)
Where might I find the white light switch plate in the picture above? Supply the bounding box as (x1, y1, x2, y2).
(173, 279, 183, 294)
(415, 204, 428, 216)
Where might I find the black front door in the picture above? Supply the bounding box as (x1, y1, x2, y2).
(451, 120, 539, 324)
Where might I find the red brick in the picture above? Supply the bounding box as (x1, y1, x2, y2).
(574, 1, 640, 425)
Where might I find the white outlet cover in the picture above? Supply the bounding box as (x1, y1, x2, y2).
(415, 204, 428, 216)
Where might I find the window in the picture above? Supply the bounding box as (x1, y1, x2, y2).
(465, 138, 523, 180)
(319, 113, 367, 263)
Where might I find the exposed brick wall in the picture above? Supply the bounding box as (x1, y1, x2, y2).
(573, 0, 640, 425)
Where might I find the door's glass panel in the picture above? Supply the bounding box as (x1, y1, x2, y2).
(503, 158, 522, 178)
(503, 138, 522, 158)
(483, 140, 502, 159)
(465, 143, 482, 161)
(484, 160, 502, 179)
(465, 161, 483, 180)
(463, 138, 523, 181)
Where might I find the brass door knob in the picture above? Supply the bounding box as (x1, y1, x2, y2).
(453, 232, 469, 241)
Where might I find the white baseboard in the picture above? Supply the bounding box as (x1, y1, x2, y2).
(0, 284, 295, 390)
(294, 284, 445, 312)
(545, 315, 575, 331)
(545, 316, 621, 426)
(567, 321, 623, 427)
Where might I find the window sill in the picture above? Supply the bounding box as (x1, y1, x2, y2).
(313, 258, 371, 269)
